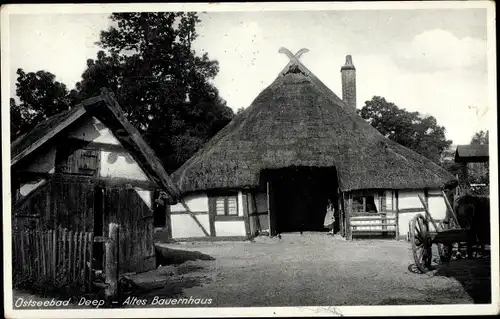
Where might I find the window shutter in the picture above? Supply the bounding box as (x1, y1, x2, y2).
(77, 150, 99, 175)
(215, 198, 226, 215)
(57, 148, 99, 176)
(227, 196, 238, 215)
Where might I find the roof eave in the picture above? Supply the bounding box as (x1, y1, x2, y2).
(11, 96, 104, 166)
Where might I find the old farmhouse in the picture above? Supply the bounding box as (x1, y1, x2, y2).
(11, 89, 180, 274)
(161, 48, 457, 241)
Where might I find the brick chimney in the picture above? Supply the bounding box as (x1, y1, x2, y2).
(340, 55, 356, 109)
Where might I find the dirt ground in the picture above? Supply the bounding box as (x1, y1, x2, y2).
(11, 233, 491, 309)
(129, 233, 492, 307)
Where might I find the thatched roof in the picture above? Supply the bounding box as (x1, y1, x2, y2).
(11, 88, 181, 200)
(455, 144, 489, 163)
(172, 48, 457, 194)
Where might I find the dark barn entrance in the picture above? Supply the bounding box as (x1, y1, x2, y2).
(262, 167, 339, 235)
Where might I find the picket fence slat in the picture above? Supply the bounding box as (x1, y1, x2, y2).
(88, 232, 93, 292)
(51, 230, 56, 279)
(73, 232, 80, 280)
(79, 232, 83, 282)
(12, 227, 94, 292)
(19, 232, 24, 276)
(70, 231, 75, 281)
(62, 228, 67, 278)
(40, 232, 45, 277)
(83, 233, 88, 284)
(27, 232, 31, 277)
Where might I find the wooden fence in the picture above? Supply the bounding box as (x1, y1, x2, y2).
(12, 227, 94, 292)
(350, 213, 398, 239)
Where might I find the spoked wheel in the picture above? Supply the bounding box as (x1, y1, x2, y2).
(410, 214, 432, 273)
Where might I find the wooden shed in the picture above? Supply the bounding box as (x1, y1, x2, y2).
(11, 88, 180, 274)
(454, 144, 489, 196)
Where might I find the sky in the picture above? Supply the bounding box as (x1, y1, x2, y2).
(6, 7, 492, 145)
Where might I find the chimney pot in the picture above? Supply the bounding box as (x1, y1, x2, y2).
(340, 54, 357, 109)
(341, 55, 356, 71)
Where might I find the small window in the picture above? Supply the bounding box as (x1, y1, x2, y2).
(58, 148, 99, 176)
(214, 195, 238, 216)
(352, 194, 378, 214)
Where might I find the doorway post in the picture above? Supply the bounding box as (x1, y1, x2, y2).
(266, 182, 272, 237)
(105, 222, 119, 300)
(339, 193, 345, 237)
(345, 192, 352, 240)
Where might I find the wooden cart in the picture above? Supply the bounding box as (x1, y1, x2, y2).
(409, 191, 469, 273)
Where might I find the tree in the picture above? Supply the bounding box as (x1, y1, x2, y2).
(10, 69, 72, 141)
(73, 12, 234, 172)
(468, 130, 489, 186)
(358, 96, 452, 163)
(470, 130, 489, 145)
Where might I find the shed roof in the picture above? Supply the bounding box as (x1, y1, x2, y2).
(455, 144, 489, 163)
(172, 48, 457, 194)
(11, 88, 181, 200)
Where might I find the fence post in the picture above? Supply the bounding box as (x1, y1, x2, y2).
(105, 223, 119, 300)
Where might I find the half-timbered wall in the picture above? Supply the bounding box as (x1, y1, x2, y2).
(395, 189, 447, 240)
(210, 190, 247, 238)
(397, 190, 426, 239)
(68, 117, 122, 145)
(18, 117, 150, 181)
(99, 150, 149, 181)
(169, 193, 211, 238)
(427, 189, 448, 220)
(346, 188, 449, 240)
(168, 191, 249, 239)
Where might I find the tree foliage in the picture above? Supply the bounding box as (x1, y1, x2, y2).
(470, 130, 489, 145)
(11, 12, 234, 172)
(10, 69, 72, 141)
(72, 12, 234, 172)
(358, 96, 452, 163)
(467, 130, 489, 186)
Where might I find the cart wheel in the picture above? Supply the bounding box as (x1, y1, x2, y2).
(410, 214, 432, 273)
(438, 243, 453, 263)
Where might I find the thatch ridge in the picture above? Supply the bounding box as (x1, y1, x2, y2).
(172, 56, 456, 194)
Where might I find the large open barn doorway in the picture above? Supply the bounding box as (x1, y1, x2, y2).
(261, 167, 340, 235)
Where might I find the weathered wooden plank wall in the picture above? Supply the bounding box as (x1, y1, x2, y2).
(13, 180, 51, 231)
(15, 174, 155, 274)
(107, 187, 155, 274)
(52, 176, 95, 232)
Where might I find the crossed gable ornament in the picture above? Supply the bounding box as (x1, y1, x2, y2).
(279, 47, 310, 76)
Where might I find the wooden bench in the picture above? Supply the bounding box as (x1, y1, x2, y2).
(350, 214, 398, 239)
